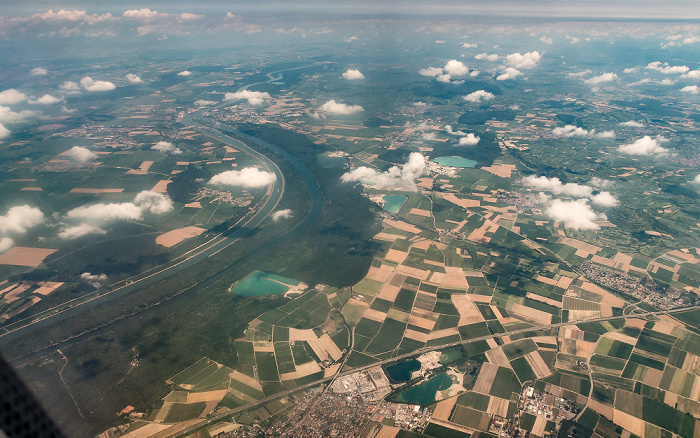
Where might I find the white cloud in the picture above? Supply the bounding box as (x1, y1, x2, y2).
(58, 223, 106, 239)
(684, 36, 700, 45)
(566, 35, 580, 44)
(123, 8, 159, 19)
(60, 81, 81, 91)
(419, 67, 443, 77)
(590, 177, 613, 188)
(497, 67, 522, 81)
(682, 85, 699, 94)
(209, 167, 277, 188)
(463, 90, 495, 103)
(318, 100, 363, 116)
(224, 90, 272, 106)
(126, 73, 143, 83)
(66, 146, 97, 162)
(646, 61, 689, 74)
(0, 205, 44, 235)
(462, 43, 477, 48)
(552, 125, 589, 137)
(437, 74, 452, 83)
(80, 76, 115, 92)
(618, 135, 669, 156)
(620, 120, 644, 127)
(342, 69, 364, 80)
(0, 124, 9, 139)
(29, 94, 61, 105)
(30, 68, 48, 76)
(0, 238, 13, 254)
(345, 35, 359, 42)
(151, 141, 182, 155)
(681, 70, 700, 79)
(594, 131, 616, 139)
(547, 199, 600, 230)
(81, 272, 107, 282)
(660, 78, 676, 86)
(0, 89, 27, 105)
(444, 59, 469, 76)
(623, 67, 638, 74)
(0, 106, 36, 124)
(591, 191, 620, 207)
(444, 125, 465, 136)
(693, 174, 700, 184)
(271, 209, 292, 221)
(61, 106, 78, 114)
(567, 70, 592, 78)
(458, 133, 480, 146)
(422, 132, 437, 140)
(540, 36, 553, 44)
(435, 40, 446, 44)
(66, 190, 173, 222)
(523, 175, 594, 198)
(584, 73, 617, 85)
(341, 152, 426, 191)
(475, 53, 499, 61)
(177, 70, 192, 76)
(505, 51, 541, 69)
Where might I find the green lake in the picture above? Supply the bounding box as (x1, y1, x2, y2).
(430, 156, 477, 168)
(396, 373, 454, 405)
(232, 271, 299, 296)
(383, 195, 407, 213)
(317, 152, 348, 169)
(385, 359, 421, 382)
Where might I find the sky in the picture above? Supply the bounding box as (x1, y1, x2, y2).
(4, 0, 700, 19)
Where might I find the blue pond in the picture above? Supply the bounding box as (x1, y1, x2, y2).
(385, 359, 421, 382)
(383, 195, 407, 213)
(232, 271, 299, 297)
(396, 373, 454, 405)
(317, 152, 349, 169)
(430, 156, 477, 168)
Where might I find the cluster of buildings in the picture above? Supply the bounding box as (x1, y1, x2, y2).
(195, 187, 253, 206)
(579, 260, 696, 309)
(330, 367, 392, 404)
(56, 124, 140, 150)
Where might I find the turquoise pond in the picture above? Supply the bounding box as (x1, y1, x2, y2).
(232, 271, 300, 297)
(317, 152, 349, 169)
(383, 195, 407, 213)
(430, 156, 477, 168)
(385, 359, 421, 382)
(396, 373, 454, 405)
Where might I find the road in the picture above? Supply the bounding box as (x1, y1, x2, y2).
(170, 305, 700, 437)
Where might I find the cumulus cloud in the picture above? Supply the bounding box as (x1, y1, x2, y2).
(342, 69, 364, 80)
(547, 199, 601, 230)
(590, 177, 613, 188)
(58, 223, 106, 239)
(463, 90, 494, 103)
(224, 90, 272, 106)
(271, 209, 292, 221)
(31, 68, 48, 76)
(623, 67, 638, 74)
(444, 125, 465, 136)
(60, 81, 81, 92)
(458, 133, 480, 146)
(506, 51, 541, 69)
(591, 191, 620, 207)
(618, 136, 669, 156)
(620, 121, 644, 127)
(523, 175, 594, 198)
(66, 190, 173, 223)
(552, 125, 614, 139)
(462, 43, 477, 48)
(341, 152, 426, 191)
(646, 61, 689, 74)
(80, 272, 107, 288)
(419, 67, 443, 77)
(0, 106, 36, 124)
(540, 36, 553, 44)
(126, 73, 143, 83)
(444, 59, 469, 76)
(0, 205, 44, 235)
(682, 85, 699, 94)
(497, 67, 522, 81)
(0, 124, 9, 139)
(151, 141, 182, 155)
(318, 99, 364, 116)
(475, 53, 499, 61)
(693, 174, 700, 184)
(567, 70, 592, 78)
(29, 94, 61, 105)
(123, 8, 159, 19)
(177, 70, 192, 76)
(80, 76, 115, 92)
(682, 70, 700, 79)
(66, 146, 97, 162)
(209, 167, 277, 188)
(0, 238, 13, 254)
(0, 89, 27, 105)
(584, 73, 617, 85)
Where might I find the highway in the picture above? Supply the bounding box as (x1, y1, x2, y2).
(169, 305, 700, 437)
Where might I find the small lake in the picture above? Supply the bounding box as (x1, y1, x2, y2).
(430, 156, 477, 168)
(317, 152, 348, 169)
(232, 271, 299, 296)
(396, 373, 454, 405)
(383, 195, 407, 213)
(385, 359, 421, 382)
